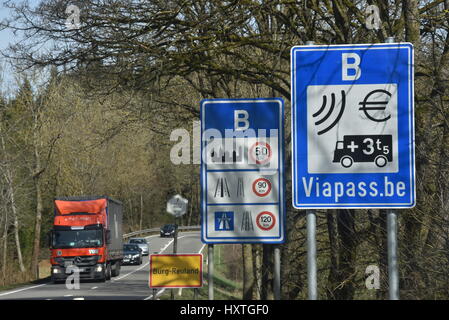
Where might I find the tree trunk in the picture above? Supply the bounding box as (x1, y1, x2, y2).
(10, 182, 25, 273)
(1, 135, 25, 273)
(326, 210, 339, 299)
(421, 3, 449, 292)
(378, 210, 388, 300)
(335, 209, 357, 300)
(242, 244, 254, 300)
(400, 1, 423, 296)
(187, 167, 195, 226)
(2, 208, 8, 285)
(402, 0, 421, 45)
(128, 198, 134, 229)
(31, 174, 43, 279)
(252, 244, 261, 300)
(140, 194, 143, 231)
(31, 126, 44, 279)
(261, 244, 274, 300)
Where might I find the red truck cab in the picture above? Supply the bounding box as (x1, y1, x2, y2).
(49, 196, 123, 283)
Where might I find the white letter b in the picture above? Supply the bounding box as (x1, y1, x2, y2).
(234, 110, 249, 131)
(342, 53, 361, 81)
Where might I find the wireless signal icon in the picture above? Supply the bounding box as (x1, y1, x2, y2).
(313, 90, 346, 135)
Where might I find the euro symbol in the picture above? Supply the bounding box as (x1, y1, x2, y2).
(358, 89, 391, 122)
(313, 90, 346, 135)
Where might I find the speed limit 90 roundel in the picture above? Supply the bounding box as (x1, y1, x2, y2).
(252, 178, 272, 197)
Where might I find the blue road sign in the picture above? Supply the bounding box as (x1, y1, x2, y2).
(291, 43, 415, 208)
(201, 98, 285, 243)
(214, 212, 234, 231)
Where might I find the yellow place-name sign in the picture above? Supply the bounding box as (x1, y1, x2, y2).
(149, 254, 203, 288)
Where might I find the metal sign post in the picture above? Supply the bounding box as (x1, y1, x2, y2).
(166, 194, 187, 301)
(173, 219, 179, 254)
(171, 218, 179, 300)
(208, 244, 214, 300)
(166, 195, 186, 255)
(387, 209, 399, 300)
(307, 210, 317, 300)
(273, 245, 281, 300)
(193, 288, 199, 300)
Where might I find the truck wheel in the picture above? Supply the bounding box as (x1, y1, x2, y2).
(340, 156, 353, 168)
(116, 261, 121, 277)
(106, 263, 112, 281)
(111, 261, 121, 277)
(98, 271, 106, 282)
(375, 155, 388, 168)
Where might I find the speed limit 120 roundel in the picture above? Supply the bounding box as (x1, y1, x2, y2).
(256, 211, 276, 231)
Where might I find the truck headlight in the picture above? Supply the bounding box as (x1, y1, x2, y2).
(52, 268, 60, 274)
(95, 265, 103, 272)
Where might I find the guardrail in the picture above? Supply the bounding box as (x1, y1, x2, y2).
(123, 225, 200, 239)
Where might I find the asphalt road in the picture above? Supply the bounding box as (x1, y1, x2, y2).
(0, 231, 205, 300)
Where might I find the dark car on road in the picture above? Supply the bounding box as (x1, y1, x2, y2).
(122, 244, 143, 265)
(160, 224, 177, 237)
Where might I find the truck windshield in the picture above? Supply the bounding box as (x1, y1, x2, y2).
(52, 229, 103, 249)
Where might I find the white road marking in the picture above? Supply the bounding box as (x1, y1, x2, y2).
(91, 287, 98, 290)
(198, 244, 206, 254)
(158, 238, 176, 253)
(73, 297, 84, 300)
(64, 294, 73, 297)
(0, 284, 47, 297)
(112, 261, 150, 281)
(144, 288, 166, 300)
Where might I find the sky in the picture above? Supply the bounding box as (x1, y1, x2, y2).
(0, 0, 41, 94)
